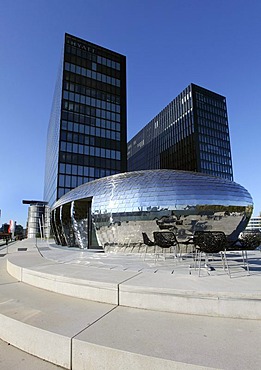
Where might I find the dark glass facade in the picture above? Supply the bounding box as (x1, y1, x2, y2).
(128, 84, 233, 181)
(44, 33, 127, 207)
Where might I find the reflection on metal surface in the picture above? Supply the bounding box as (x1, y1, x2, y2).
(72, 200, 89, 249)
(51, 170, 253, 251)
(27, 204, 46, 239)
(61, 204, 75, 246)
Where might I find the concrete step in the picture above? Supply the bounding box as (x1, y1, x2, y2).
(6, 251, 140, 305)
(72, 305, 261, 370)
(0, 258, 115, 368)
(6, 251, 261, 319)
(0, 338, 65, 370)
(1, 256, 261, 369)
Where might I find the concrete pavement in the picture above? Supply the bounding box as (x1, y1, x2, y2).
(0, 239, 260, 369)
(0, 339, 64, 370)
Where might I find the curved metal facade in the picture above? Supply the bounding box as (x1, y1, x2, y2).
(52, 170, 253, 250)
(27, 205, 45, 239)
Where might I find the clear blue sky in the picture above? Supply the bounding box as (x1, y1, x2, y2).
(1, 0, 260, 227)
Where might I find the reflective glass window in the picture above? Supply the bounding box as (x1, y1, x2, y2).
(65, 176, 71, 187)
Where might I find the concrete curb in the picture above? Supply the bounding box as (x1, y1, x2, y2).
(1, 246, 261, 369)
(6, 252, 261, 319)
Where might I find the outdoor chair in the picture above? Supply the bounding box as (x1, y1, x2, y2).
(230, 233, 261, 275)
(193, 231, 229, 276)
(238, 233, 261, 250)
(179, 236, 195, 256)
(142, 232, 156, 260)
(153, 231, 180, 263)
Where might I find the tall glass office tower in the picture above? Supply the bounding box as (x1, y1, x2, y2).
(128, 83, 233, 181)
(44, 33, 127, 207)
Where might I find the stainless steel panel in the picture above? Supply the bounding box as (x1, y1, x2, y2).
(51, 170, 253, 250)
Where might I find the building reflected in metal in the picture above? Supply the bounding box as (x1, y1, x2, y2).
(51, 170, 253, 251)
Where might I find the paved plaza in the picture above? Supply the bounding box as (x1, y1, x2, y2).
(0, 239, 261, 369)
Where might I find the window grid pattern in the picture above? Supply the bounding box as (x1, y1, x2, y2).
(194, 87, 233, 180)
(44, 33, 127, 206)
(44, 54, 63, 206)
(128, 84, 233, 181)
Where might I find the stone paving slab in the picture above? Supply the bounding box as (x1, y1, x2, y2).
(0, 338, 66, 370)
(120, 268, 261, 296)
(0, 271, 115, 368)
(6, 245, 261, 319)
(120, 275, 261, 318)
(7, 252, 141, 304)
(1, 255, 261, 370)
(1, 240, 261, 369)
(73, 305, 261, 370)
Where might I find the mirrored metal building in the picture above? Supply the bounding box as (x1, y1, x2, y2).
(51, 170, 253, 251)
(22, 200, 49, 239)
